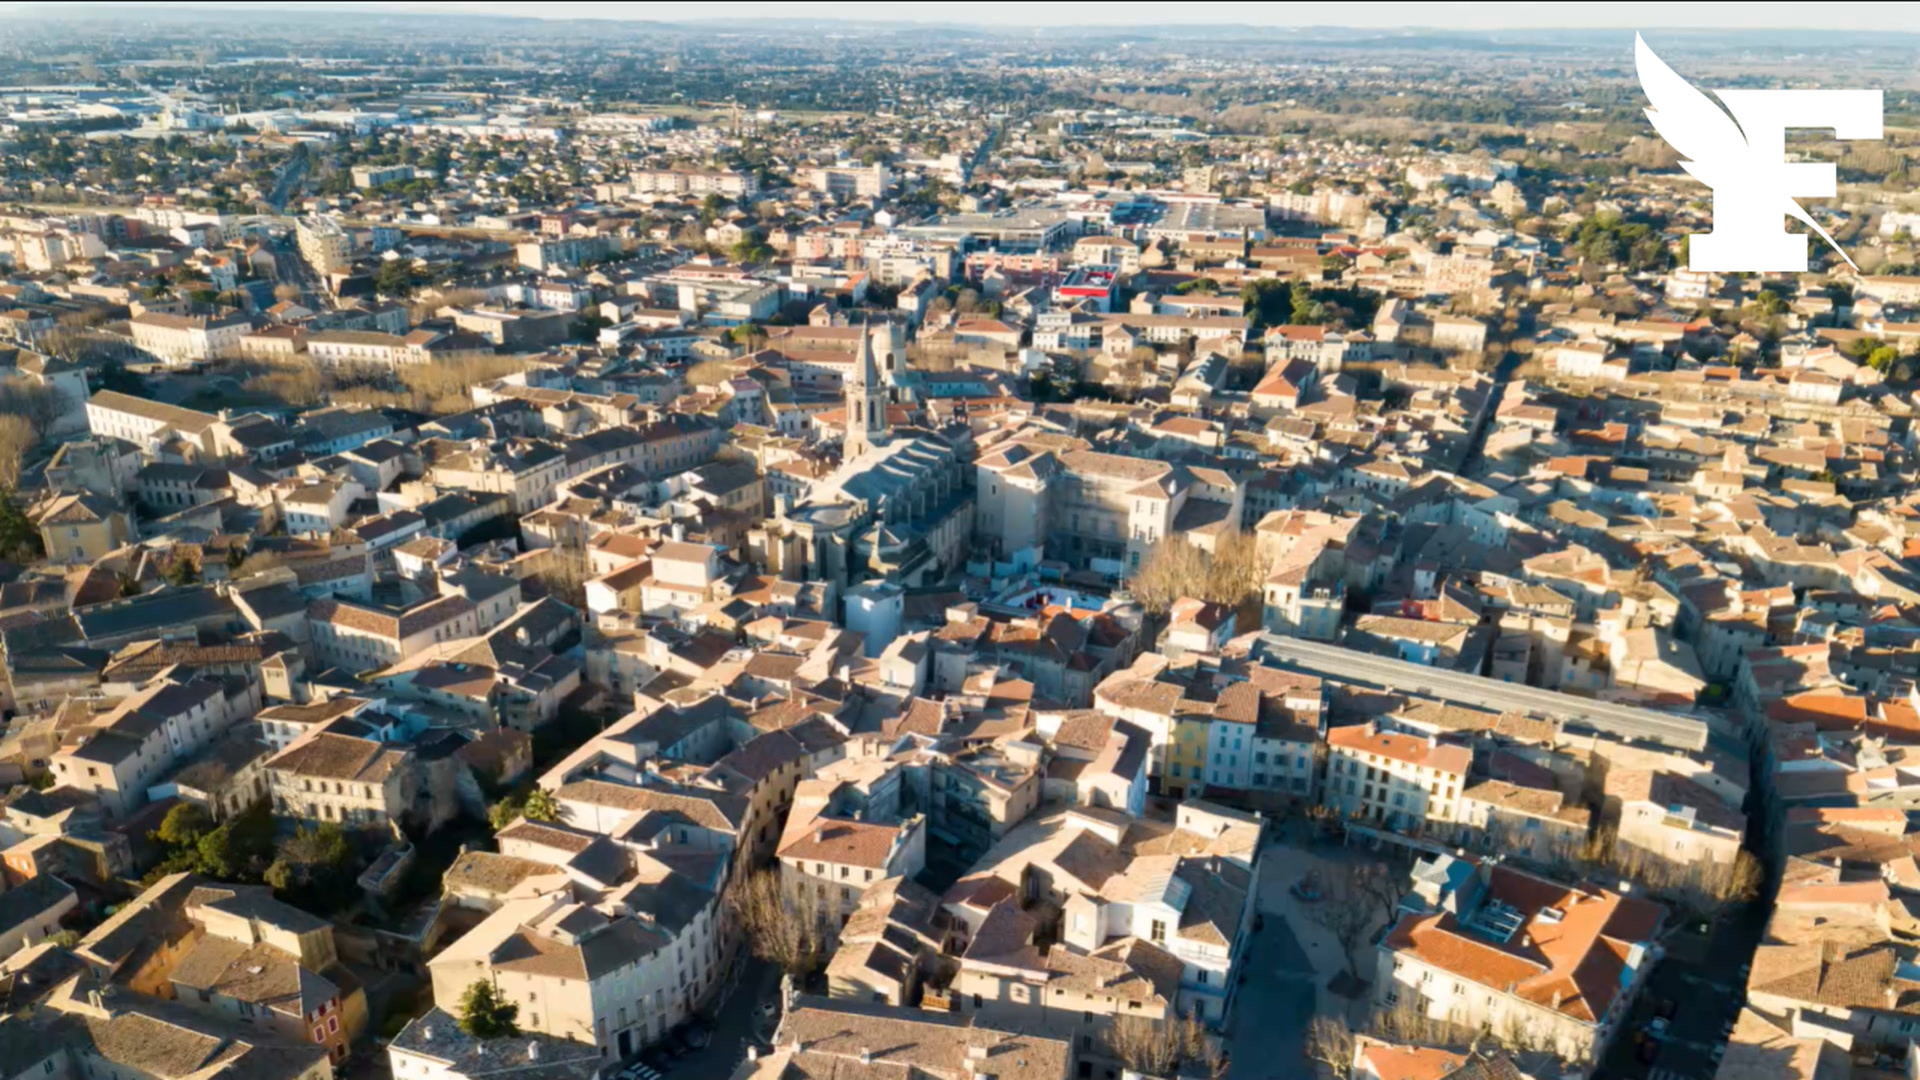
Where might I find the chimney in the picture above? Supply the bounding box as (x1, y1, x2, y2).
(967, 1046, 989, 1061)
(516, 626, 531, 647)
(859, 1049, 872, 1065)
(746, 1047, 758, 1062)
(528, 1042, 540, 1061)
(814, 827, 825, 844)
(87, 989, 104, 1011)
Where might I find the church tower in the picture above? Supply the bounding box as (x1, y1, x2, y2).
(845, 322, 888, 458)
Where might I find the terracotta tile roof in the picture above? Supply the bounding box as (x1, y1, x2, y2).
(1327, 723, 1471, 775)
(1384, 866, 1664, 1026)
(779, 818, 909, 869)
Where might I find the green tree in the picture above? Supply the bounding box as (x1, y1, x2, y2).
(164, 557, 200, 587)
(374, 259, 420, 298)
(458, 979, 520, 1039)
(523, 788, 560, 822)
(1240, 278, 1291, 329)
(1868, 345, 1900, 373)
(486, 791, 527, 831)
(1288, 279, 1323, 325)
(264, 822, 359, 910)
(153, 802, 212, 848)
(194, 821, 248, 879)
(0, 490, 43, 562)
(1845, 336, 1885, 362)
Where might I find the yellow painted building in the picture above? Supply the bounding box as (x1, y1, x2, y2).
(1164, 715, 1210, 795)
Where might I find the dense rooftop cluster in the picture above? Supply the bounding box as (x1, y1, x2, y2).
(3, 11, 1920, 1080)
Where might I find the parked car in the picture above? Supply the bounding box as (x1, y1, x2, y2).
(619, 1064, 663, 1080)
(758, 998, 780, 1020)
(684, 1025, 711, 1050)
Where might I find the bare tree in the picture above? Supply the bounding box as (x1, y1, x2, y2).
(1351, 860, 1407, 933)
(1369, 998, 1469, 1048)
(1306, 1014, 1357, 1079)
(725, 868, 829, 976)
(1104, 1013, 1224, 1079)
(529, 535, 589, 608)
(685, 359, 737, 387)
(0, 415, 34, 489)
(1127, 538, 1208, 616)
(1305, 882, 1375, 982)
(0, 380, 59, 442)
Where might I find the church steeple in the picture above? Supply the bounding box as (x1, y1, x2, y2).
(845, 321, 887, 458)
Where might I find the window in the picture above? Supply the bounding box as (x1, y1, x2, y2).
(1150, 920, 1166, 943)
(1197, 970, 1209, 985)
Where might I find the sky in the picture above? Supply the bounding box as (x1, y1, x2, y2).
(12, 1, 1920, 31)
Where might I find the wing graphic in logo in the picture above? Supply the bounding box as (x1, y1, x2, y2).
(1635, 33, 1856, 271)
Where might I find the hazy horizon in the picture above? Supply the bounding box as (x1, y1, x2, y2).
(8, 1, 1920, 32)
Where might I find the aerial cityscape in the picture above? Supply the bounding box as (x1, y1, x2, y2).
(1, 6, 1918, 1080)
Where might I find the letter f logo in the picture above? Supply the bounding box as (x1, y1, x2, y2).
(1637, 34, 1882, 273)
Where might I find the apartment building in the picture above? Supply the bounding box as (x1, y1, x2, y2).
(130, 309, 252, 364)
(264, 725, 417, 829)
(169, 881, 367, 1064)
(1453, 780, 1592, 866)
(822, 876, 944, 1006)
(86, 389, 220, 453)
(779, 788, 928, 929)
(307, 594, 482, 671)
(23, 976, 335, 1080)
(297, 214, 351, 275)
(1608, 769, 1746, 867)
(388, 1008, 603, 1080)
(427, 879, 724, 1057)
(1375, 855, 1665, 1064)
(428, 441, 569, 514)
(805, 162, 890, 200)
(48, 676, 258, 817)
(1321, 722, 1472, 832)
(516, 235, 609, 271)
(613, 169, 758, 198)
(975, 431, 1217, 576)
(948, 899, 1182, 1064)
(946, 801, 1261, 1026)
(29, 491, 131, 564)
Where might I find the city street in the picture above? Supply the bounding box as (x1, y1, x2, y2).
(1225, 910, 1318, 1079)
(1595, 900, 1766, 1080)
(664, 954, 779, 1077)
